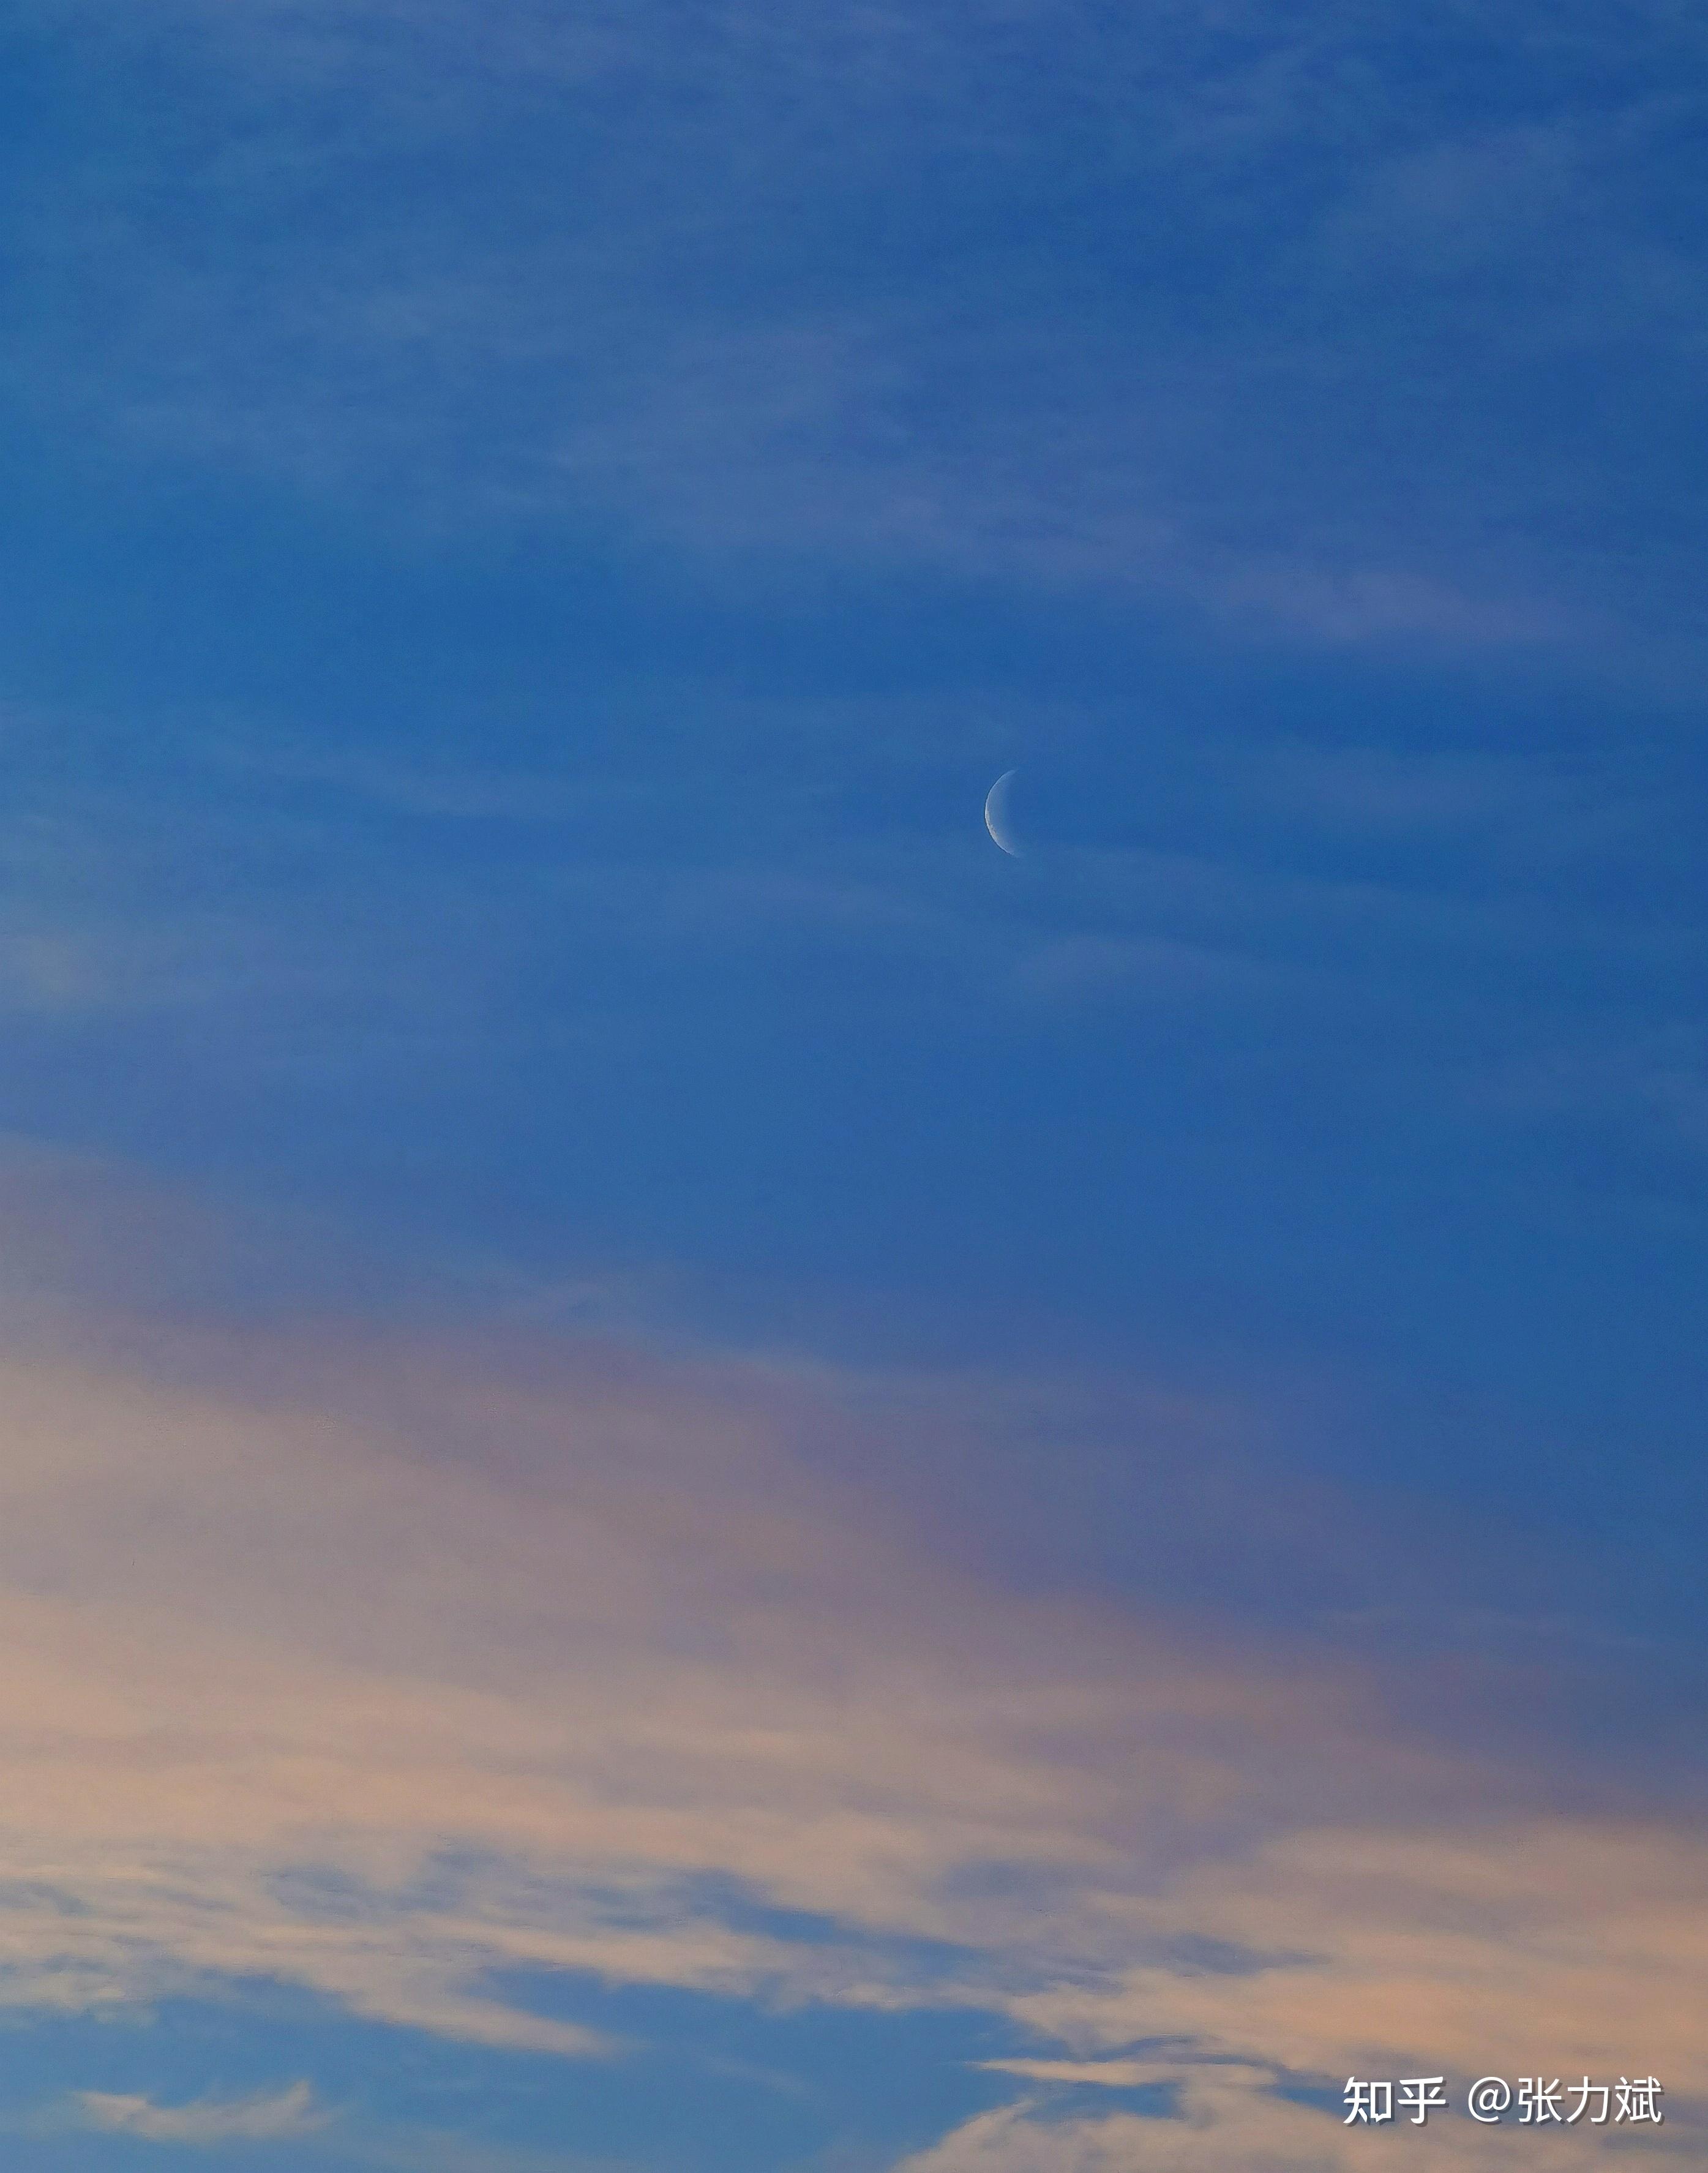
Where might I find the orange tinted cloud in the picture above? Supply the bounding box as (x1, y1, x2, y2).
(0, 1192, 1701, 2163)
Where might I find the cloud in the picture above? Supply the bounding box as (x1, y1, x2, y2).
(15, 0, 1708, 654)
(0, 1323, 1362, 2049)
(75, 2079, 326, 2144)
(899, 2065, 1698, 2172)
(979, 2059, 1182, 2087)
(0, 1171, 1701, 2163)
(1006, 1820, 1708, 2084)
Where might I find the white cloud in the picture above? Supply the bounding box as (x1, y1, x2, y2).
(76, 2079, 326, 2144)
(979, 2058, 1178, 2087)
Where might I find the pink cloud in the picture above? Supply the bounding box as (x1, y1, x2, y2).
(0, 1165, 1700, 2163)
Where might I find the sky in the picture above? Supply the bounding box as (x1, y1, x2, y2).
(1, 0, 1706, 2166)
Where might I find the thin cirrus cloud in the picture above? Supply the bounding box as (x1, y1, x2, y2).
(74, 2081, 326, 2145)
(12, 0, 1708, 657)
(0, 1165, 1701, 2166)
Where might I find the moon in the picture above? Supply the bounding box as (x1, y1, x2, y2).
(983, 769, 1022, 857)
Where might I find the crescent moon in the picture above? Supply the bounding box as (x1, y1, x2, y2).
(984, 769, 1022, 857)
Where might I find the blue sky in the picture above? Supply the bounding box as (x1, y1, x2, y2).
(0, 1, 1705, 2167)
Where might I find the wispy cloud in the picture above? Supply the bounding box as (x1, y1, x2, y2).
(0, 1169, 1701, 2166)
(14, 0, 1708, 653)
(75, 2080, 326, 2144)
(900, 2063, 1700, 2171)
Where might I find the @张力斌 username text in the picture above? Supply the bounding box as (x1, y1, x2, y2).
(1343, 2076, 1664, 2126)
